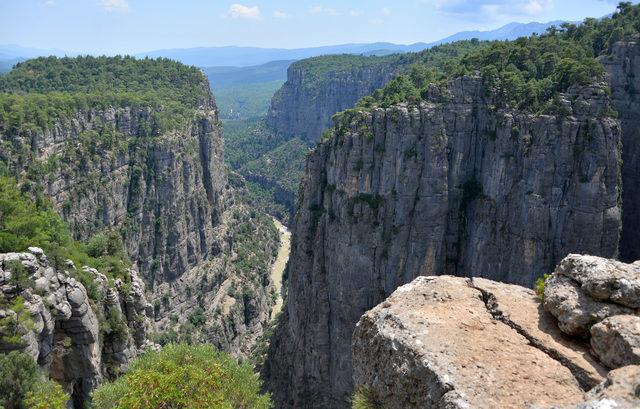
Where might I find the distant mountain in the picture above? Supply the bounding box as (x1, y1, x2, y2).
(137, 20, 568, 67)
(136, 43, 414, 67)
(0, 44, 67, 60)
(0, 20, 569, 73)
(421, 20, 567, 48)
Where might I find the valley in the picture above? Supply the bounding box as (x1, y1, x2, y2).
(2, 2, 640, 409)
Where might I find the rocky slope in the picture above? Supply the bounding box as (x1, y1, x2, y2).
(352, 254, 640, 409)
(1, 100, 228, 287)
(266, 55, 400, 143)
(0, 248, 155, 406)
(0, 58, 282, 360)
(600, 39, 640, 262)
(263, 76, 622, 408)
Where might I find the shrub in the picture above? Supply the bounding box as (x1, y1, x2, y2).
(0, 351, 38, 408)
(352, 386, 379, 409)
(24, 378, 69, 409)
(0, 296, 35, 347)
(0, 351, 68, 409)
(535, 273, 551, 298)
(91, 344, 272, 409)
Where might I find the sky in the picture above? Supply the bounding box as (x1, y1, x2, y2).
(0, 0, 628, 54)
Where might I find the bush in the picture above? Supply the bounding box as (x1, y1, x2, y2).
(0, 351, 68, 409)
(535, 273, 551, 298)
(91, 344, 272, 409)
(24, 378, 69, 409)
(352, 386, 379, 409)
(0, 351, 38, 408)
(0, 296, 35, 347)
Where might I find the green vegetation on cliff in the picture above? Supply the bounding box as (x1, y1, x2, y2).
(353, 3, 640, 114)
(0, 351, 68, 409)
(0, 56, 211, 133)
(0, 175, 129, 297)
(92, 344, 271, 409)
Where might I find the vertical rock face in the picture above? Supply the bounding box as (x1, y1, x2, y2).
(0, 248, 155, 405)
(600, 39, 640, 262)
(264, 77, 622, 408)
(0, 98, 227, 287)
(266, 59, 397, 143)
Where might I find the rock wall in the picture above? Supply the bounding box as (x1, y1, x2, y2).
(600, 39, 640, 262)
(0, 248, 155, 406)
(264, 77, 622, 408)
(0, 97, 228, 287)
(266, 59, 398, 143)
(0, 81, 280, 360)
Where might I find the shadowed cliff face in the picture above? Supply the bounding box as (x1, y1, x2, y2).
(266, 62, 397, 143)
(600, 40, 640, 262)
(0, 97, 228, 287)
(264, 76, 622, 409)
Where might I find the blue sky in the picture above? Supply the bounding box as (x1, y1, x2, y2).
(0, 0, 627, 53)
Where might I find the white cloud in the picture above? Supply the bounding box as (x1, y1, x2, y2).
(227, 4, 262, 20)
(99, 0, 129, 13)
(308, 5, 339, 16)
(369, 18, 385, 25)
(420, 0, 553, 18)
(44, 0, 56, 6)
(273, 10, 290, 19)
(381, 7, 391, 16)
(349, 10, 363, 17)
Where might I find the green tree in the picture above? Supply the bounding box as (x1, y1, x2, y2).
(91, 344, 272, 409)
(0, 351, 39, 409)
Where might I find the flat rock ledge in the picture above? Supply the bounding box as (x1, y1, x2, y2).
(352, 271, 640, 409)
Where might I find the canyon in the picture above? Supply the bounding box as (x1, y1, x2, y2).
(2, 7, 640, 409)
(263, 38, 640, 408)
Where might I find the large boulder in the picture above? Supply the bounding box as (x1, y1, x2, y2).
(578, 365, 640, 409)
(352, 276, 605, 409)
(544, 254, 640, 337)
(590, 315, 640, 369)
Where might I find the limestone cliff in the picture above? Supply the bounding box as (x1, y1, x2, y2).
(0, 61, 281, 359)
(600, 39, 640, 262)
(266, 56, 399, 143)
(264, 77, 622, 408)
(0, 99, 227, 287)
(0, 248, 155, 406)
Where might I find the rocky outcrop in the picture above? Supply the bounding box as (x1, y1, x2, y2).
(264, 76, 622, 408)
(352, 276, 602, 409)
(544, 254, 640, 337)
(590, 315, 640, 369)
(266, 56, 399, 143)
(600, 39, 640, 262)
(0, 98, 228, 287)
(352, 273, 640, 409)
(579, 365, 640, 409)
(0, 248, 154, 406)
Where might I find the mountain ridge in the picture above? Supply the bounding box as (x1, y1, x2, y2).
(0, 20, 567, 70)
